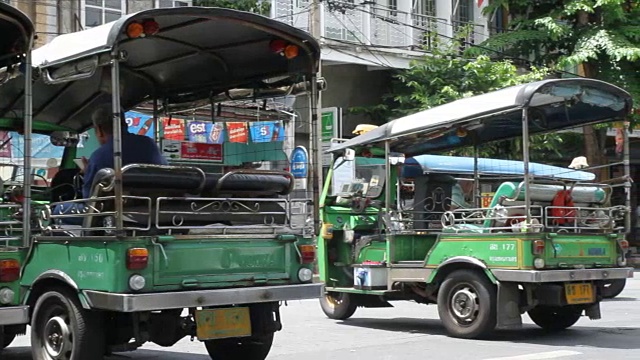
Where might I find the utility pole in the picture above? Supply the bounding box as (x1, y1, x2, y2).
(309, 0, 324, 234)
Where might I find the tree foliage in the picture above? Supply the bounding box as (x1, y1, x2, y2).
(350, 39, 576, 161)
(193, 0, 271, 16)
(471, 0, 640, 123)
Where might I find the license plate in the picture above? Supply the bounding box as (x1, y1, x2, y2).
(564, 283, 594, 304)
(195, 307, 252, 340)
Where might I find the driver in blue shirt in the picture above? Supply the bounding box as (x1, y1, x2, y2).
(53, 106, 168, 225)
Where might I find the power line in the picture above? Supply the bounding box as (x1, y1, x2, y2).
(323, 0, 585, 78)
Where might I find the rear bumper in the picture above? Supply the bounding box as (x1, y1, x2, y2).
(0, 305, 29, 325)
(83, 283, 323, 312)
(491, 267, 634, 283)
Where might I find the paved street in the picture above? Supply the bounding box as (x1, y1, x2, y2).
(5, 275, 640, 360)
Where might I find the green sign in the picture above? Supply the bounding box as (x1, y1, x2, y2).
(321, 111, 335, 142)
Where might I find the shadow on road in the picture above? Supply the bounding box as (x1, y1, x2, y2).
(336, 317, 640, 350)
(1, 347, 212, 360)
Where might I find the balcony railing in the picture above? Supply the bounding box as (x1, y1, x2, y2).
(272, 0, 488, 51)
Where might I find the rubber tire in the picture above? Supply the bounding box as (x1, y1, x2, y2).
(602, 279, 626, 299)
(2, 331, 16, 349)
(30, 288, 105, 360)
(319, 292, 357, 320)
(528, 306, 582, 331)
(204, 333, 274, 360)
(437, 269, 497, 339)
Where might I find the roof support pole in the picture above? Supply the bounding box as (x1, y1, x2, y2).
(22, 48, 33, 247)
(521, 108, 532, 231)
(111, 52, 124, 234)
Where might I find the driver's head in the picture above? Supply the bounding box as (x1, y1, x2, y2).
(92, 106, 127, 145)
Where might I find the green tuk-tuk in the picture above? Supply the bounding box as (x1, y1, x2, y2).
(318, 79, 634, 339)
(0, 2, 34, 351)
(0, 6, 323, 359)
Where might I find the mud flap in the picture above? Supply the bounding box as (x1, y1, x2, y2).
(496, 282, 522, 330)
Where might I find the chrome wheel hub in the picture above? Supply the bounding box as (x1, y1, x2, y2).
(450, 286, 479, 324)
(43, 316, 71, 359)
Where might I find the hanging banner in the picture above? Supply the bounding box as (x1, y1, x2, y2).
(226, 122, 249, 143)
(249, 120, 285, 143)
(187, 121, 210, 143)
(125, 111, 155, 139)
(208, 123, 226, 144)
(0, 131, 11, 158)
(162, 117, 185, 141)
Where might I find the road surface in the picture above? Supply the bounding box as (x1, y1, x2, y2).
(4, 276, 640, 360)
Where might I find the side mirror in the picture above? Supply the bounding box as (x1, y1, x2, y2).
(50, 131, 79, 147)
(344, 148, 355, 161)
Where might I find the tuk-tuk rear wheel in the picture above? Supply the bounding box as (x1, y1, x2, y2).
(319, 292, 357, 320)
(204, 332, 274, 360)
(602, 279, 626, 299)
(30, 288, 105, 360)
(527, 306, 582, 331)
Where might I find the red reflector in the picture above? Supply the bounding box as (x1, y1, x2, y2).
(0, 259, 20, 282)
(619, 239, 629, 250)
(532, 239, 545, 255)
(127, 248, 149, 270)
(298, 245, 315, 264)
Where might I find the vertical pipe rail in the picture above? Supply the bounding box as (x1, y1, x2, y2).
(22, 50, 33, 247)
(623, 122, 631, 234)
(111, 53, 124, 233)
(473, 142, 479, 208)
(521, 108, 531, 230)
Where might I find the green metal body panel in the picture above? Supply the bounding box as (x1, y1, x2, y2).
(20, 236, 312, 294)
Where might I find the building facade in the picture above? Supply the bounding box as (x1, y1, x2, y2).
(3, 0, 492, 137)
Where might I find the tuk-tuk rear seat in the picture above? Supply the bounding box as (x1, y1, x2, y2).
(83, 165, 292, 229)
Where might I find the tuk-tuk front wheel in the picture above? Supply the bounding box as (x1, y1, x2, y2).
(2, 329, 16, 349)
(437, 269, 497, 339)
(30, 288, 105, 360)
(319, 292, 357, 320)
(204, 333, 274, 360)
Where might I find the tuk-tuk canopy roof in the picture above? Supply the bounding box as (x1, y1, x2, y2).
(329, 78, 632, 156)
(0, 3, 34, 69)
(402, 154, 595, 181)
(0, 7, 320, 133)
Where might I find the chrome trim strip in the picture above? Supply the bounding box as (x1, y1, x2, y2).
(0, 306, 29, 325)
(491, 267, 634, 283)
(83, 283, 323, 312)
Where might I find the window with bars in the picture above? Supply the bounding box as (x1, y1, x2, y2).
(415, 0, 436, 17)
(156, 0, 191, 7)
(453, 0, 473, 23)
(83, 0, 125, 28)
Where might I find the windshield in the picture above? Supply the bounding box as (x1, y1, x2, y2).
(331, 158, 386, 198)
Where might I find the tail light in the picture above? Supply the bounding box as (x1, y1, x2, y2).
(269, 39, 287, 53)
(0, 259, 20, 282)
(127, 248, 149, 270)
(126, 22, 144, 38)
(284, 45, 299, 59)
(298, 244, 315, 264)
(532, 239, 545, 255)
(143, 20, 160, 36)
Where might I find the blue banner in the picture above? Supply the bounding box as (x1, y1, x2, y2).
(187, 121, 226, 144)
(125, 111, 155, 138)
(249, 121, 284, 143)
